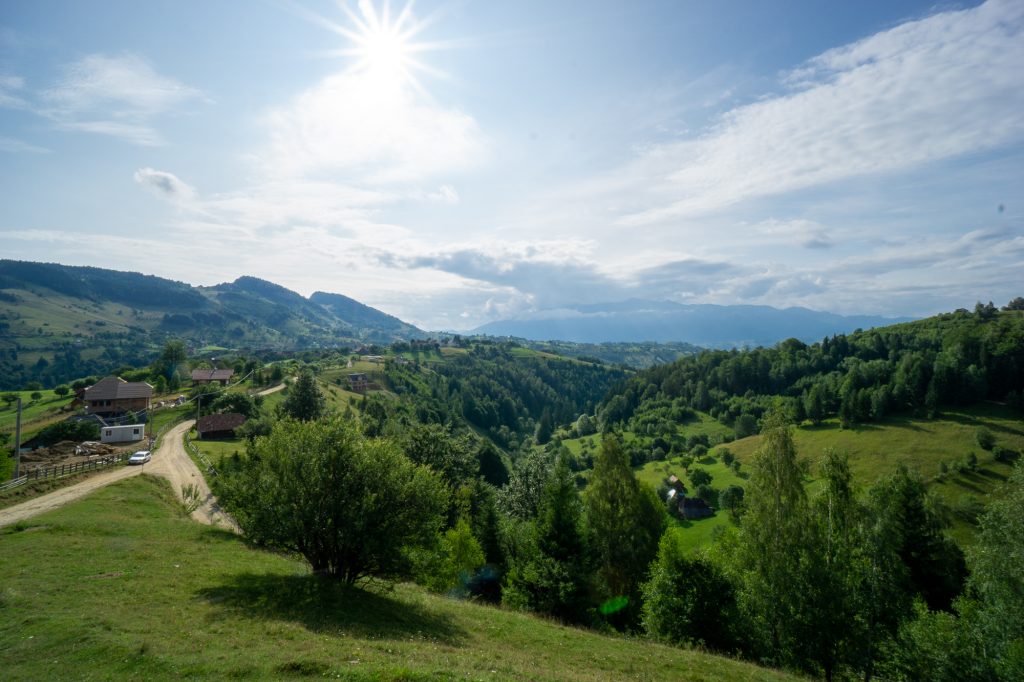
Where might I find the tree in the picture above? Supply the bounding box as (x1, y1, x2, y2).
(499, 449, 553, 520)
(869, 463, 966, 612)
(575, 413, 596, 437)
(728, 408, 810, 666)
(535, 409, 554, 445)
(504, 454, 592, 624)
(689, 468, 712, 487)
(2, 393, 18, 408)
(401, 423, 478, 490)
(734, 413, 758, 438)
(585, 436, 666, 629)
(642, 531, 738, 651)
(155, 340, 187, 380)
(215, 418, 447, 583)
(29, 391, 42, 402)
(804, 383, 826, 425)
(211, 392, 260, 419)
(1004, 296, 1024, 311)
(419, 518, 486, 595)
(476, 440, 510, 487)
(280, 371, 325, 422)
(53, 385, 71, 398)
(719, 484, 744, 514)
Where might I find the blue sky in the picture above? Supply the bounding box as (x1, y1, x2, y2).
(1, 0, 1021, 330)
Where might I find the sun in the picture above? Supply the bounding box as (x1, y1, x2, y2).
(305, 0, 447, 93)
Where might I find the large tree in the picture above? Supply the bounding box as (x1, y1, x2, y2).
(729, 407, 811, 665)
(216, 418, 447, 583)
(585, 435, 666, 629)
(280, 370, 325, 422)
(504, 454, 592, 624)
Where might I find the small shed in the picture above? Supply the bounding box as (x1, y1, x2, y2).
(197, 412, 247, 439)
(100, 423, 146, 444)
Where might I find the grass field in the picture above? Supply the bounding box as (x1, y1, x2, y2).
(721, 404, 1024, 543)
(0, 476, 796, 681)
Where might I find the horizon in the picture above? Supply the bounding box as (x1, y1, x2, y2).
(2, 0, 1022, 331)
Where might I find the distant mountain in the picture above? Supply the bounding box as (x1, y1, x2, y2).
(0, 260, 423, 389)
(472, 300, 912, 347)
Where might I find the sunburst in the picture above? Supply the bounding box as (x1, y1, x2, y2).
(298, 0, 450, 95)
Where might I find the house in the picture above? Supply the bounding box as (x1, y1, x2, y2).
(679, 495, 714, 520)
(191, 368, 234, 386)
(348, 373, 370, 393)
(100, 423, 146, 444)
(196, 412, 247, 439)
(667, 474, 687, 493)
(83, 377, 153, 417)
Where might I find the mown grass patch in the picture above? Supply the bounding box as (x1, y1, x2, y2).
(0, 475, 797, 681)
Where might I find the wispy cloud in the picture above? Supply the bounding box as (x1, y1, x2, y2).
(0, 74, 28, 109)
(0, 135, 50, 154)
(40, 53, 203, 146)
(617, 0, 1024, 224)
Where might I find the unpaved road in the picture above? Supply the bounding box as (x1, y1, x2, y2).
(148, 420, 239, 532)
(0, 420, 238, 532)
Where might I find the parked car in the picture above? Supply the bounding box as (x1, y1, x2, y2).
(128, 450, 152, 465)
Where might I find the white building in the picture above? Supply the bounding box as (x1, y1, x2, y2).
(100, 423, 146, 444)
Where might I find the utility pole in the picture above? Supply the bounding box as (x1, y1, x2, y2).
(13, 397, 22, 480)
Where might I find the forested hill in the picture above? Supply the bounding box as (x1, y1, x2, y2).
(0, 259, 423, 389)
(597, 303, 1024, 432)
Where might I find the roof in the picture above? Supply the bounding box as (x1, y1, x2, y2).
(197, 412, 247, 434)
(191, 368, 234, 382)
(84, 376, 153, 401)
(682, 497, 711, 509)
(348, 373, 369, 381)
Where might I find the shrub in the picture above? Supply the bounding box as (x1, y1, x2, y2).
(975, 427, 996, 451)
(720, 448, 735, 466)
(35, 419, 100, 446)
(216, 417, 447, 583)
(993, 446, 1020, 464)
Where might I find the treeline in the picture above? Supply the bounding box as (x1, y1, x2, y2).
(599, 304, 1024, 435)
(362, 342, 627, 450)
(212, 399, 1023, 681)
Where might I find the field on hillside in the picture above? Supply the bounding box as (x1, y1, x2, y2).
(722, 404, 1024, 543)
(0, 476, 796, 682)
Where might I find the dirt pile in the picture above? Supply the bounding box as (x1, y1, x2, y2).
(21, 440, 130, 469)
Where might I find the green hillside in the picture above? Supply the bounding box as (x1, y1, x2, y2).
(0, 475, 796, 682)
(0, 260, 425, 390)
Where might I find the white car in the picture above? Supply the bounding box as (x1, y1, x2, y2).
(128, 450, 152, 465)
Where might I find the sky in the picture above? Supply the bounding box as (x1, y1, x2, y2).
(1, 0, 1022, 331)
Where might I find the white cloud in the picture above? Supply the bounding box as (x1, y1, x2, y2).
(134, 167, 195, 202)
(0, 136, 50, 154)
(618, 0, 1024, 224)
(753, 218, 834, 249)
(260, 69, 485, 182)
(40, 53, 203, 145)
(0, 74, 27, 109)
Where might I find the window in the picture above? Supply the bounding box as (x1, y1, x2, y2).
(105, 430, 112, 436)
(133, 428, 140, 435)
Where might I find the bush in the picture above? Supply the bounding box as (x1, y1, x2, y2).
(215, 417, 447, 583)
(35, 419, 100, 446)
(689, 468, 712, 487)
(719, 448, 735, 465)
(993, 446, 1020, 464)
(975, 427, 996, 451)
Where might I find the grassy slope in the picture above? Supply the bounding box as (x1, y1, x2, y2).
(0, 476, 796, 682)
(722, 404, 1024, 543)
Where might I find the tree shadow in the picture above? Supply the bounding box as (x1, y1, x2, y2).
(952, 476, 986, 494)
(195, 573, 467, 646)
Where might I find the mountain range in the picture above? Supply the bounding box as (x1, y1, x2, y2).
(472, 300, 912, 347)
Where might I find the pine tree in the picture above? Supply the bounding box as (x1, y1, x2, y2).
(281, 370, 325, 422)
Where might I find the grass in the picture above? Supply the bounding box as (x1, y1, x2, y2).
(0, 475, 798, 681)
(721, 404, 1024, 544)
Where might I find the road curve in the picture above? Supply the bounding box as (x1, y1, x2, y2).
(0, 419, 238, 532)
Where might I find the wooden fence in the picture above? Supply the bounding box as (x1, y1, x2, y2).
(22, 453, 131, 482)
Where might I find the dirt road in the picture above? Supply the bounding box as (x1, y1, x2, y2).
(147, 420, 239, 532)
(0, 459, 143, 528)
(0, 420, 238, 532)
